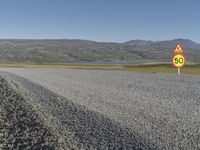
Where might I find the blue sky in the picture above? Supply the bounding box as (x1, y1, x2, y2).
(0, 0, 199, 42)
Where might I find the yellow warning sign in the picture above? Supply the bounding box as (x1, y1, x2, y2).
(172, 44, 186, 74)
(172, 54, 186, 68)
(174, 44, 184, 54)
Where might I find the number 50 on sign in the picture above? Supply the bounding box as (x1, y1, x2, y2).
(172, 54, 185, 68)
(172, 44, 186, 75)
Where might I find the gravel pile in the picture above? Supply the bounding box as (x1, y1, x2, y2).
(0, 76, 61, 149)
(0, 68, 200, 149)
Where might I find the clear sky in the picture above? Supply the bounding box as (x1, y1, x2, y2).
(0, 0, 199, 42)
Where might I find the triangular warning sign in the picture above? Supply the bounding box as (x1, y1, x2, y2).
(174, 44, 184, 54)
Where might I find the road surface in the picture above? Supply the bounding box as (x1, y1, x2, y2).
(0, 68, 199, 149)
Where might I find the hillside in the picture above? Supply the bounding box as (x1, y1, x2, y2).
(0, 39, 199, 64)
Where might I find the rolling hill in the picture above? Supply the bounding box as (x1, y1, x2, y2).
(0, 39, 199, 64)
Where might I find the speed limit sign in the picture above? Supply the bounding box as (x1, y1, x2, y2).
(172, 54, 186, 68)
(172, 44, 186, 75)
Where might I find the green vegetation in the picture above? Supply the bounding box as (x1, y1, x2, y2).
(0, 63, 199, 75)
(0, 39, 199, 63)
(122, 64, 200, 75)
(0, 38, 199, 75)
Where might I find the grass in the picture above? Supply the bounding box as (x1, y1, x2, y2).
(0, 63, 199, 75)
(122, 64, 200, 75)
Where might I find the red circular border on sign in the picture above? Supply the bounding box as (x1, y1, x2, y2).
(173, 43, 185, 55)
(172, 54, 186, 68)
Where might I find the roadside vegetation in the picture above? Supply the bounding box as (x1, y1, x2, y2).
(0, 63, 199, 75)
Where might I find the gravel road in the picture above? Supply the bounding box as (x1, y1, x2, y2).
(0, 68, 200, 149)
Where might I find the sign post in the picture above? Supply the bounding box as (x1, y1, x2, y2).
(172, 44, 186, 75)
(178, 68, 180, 75)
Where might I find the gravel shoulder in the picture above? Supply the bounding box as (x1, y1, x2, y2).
(0, 72, 157, 149)
(0, 68, 200, 149)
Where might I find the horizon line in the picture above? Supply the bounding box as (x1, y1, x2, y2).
(0, 38, 198, 44)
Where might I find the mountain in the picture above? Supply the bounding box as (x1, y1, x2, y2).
(124, 40, 153, 46)
(0, 39, 199, 64)
(152, 39, 200, 49)
(125, 39, 200, 49)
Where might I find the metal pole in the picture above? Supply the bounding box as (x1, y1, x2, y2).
(178, 68, 180, 75)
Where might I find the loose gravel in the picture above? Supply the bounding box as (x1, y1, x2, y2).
(0, 68, 200, 149)
(0, 70, 157, 150)
(0, 76, 61, 149)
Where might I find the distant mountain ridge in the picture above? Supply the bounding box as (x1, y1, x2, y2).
(0, 38, 199, 64)
(124, 39, 200, 49)
(124, 40, 153, 46)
